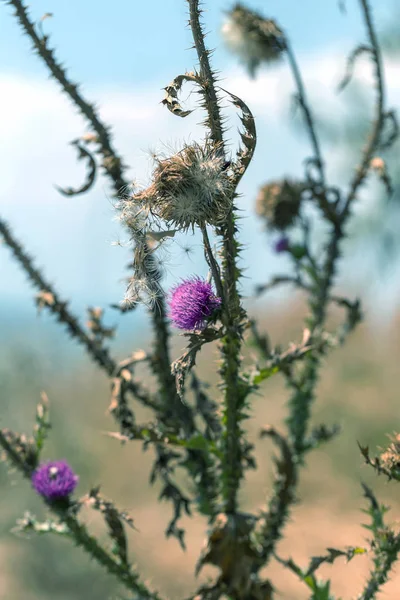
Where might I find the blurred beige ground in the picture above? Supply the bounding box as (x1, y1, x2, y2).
(1, 296, 400, 599)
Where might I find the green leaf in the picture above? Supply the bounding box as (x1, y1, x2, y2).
(252, 365, 279, 385)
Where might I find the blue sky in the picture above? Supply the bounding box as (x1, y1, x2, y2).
(1, 0, 400, 335)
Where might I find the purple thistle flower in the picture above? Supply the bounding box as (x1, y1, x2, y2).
(31, 460, 78, 501)
(274, 236, 289, 253)
(168, 277, 221, 330)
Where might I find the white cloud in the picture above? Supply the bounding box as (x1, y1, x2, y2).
(1, 49, 400, 312)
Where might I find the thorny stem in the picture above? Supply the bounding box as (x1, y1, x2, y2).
(285, 39, 326, 189)
(151, 289, 195, 432)
(260, 0, 388, 565)
(3, 0, 127, 197)
(187, 0, 225, 149)
(3, 0, 185, 427)
(0, 218, 158, 412)
(359, 535, 400, 600)
(0, 430, 164, 600)
(342, 0, 385, 218)
(188, 0, 246, 515)
(201, 226, 224, 301)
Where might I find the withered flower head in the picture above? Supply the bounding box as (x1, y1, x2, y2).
(256, 178, 304, 231)
(222, 3, 286, 77)
(127, 141, 232, 232)
(380, 433, 400, 478)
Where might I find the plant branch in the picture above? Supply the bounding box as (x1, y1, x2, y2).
(0, 217, 157, 412)
(3, 0, 127, 196)
(201, 226, 224, 300)
(187, 0, 225, 148)
(285, 40, 326, 189)
(342, 0, 386, 218)
(188, 0, 248, 515)
(260, 0, 388, 564)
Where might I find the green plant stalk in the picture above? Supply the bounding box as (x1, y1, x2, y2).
(187, 0, 224, 147)
(151, 291, 195, 432)
(284, 38, 326, 188)
(3, 0, 182, 428)
(201, 226, 224, 301)
(261, 0, 387, 564)
(360, 536, 400, 600)
(4, 0, 127, 196)
(188, 0, 247, 515)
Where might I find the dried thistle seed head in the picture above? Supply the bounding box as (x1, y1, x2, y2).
(256, 179, 304, 230)
(380, 433, 400, 477)
(222, 3, 286, 77)
(135, 142, 232, 232)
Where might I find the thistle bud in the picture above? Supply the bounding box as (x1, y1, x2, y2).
(222, 3, 286, 77)
(274, 236, 290, 253)
(256, 179, 304, 231)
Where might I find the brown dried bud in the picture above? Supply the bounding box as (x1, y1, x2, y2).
(380, 433, 400, 477)
(222, 4, 286, 77)
(255, 179, 304, 230)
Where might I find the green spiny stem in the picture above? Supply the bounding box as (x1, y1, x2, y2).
(0, 430, 164, 600)
(188, 0, 247, 515)
(288, 0, 386, 455)
(284, 38, 326, 189)
(151, 291, 195, 433)
(188, 0, 248, 513)
(219, 212, 247, 514)
(359, 535, 400, 600)
(201, 226, 224, 301)
(3, 0, 179, 424)
(187, 0, 225, 148)
(342, 0, 385, 218)
(262, 0, 387, 563)
(3, 0, 127, 196)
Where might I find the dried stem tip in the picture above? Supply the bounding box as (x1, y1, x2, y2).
(222, 3, 286, 77)
(168, 277, 221, 330)
(133, 142, 232, 232)
(256, 179, 304, 231)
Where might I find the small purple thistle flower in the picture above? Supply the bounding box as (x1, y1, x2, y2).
(274, 236, 289, 253)
(31, 460, 78, 501)
(168, 277, 221, 330)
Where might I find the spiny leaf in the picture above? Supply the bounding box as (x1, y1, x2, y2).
(337, 44, 373, 92)
(171, 327, 223, 398)
(161, 72, 198, 118)
(221, 88, 256, 184)
(82, 486, 135, 566)
(56, 140, 97, 196)
(33, 391, 51, 454)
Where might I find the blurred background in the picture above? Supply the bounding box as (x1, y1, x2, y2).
(1, 0, 400, 598)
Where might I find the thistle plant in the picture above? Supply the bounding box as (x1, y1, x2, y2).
(1, 0, 400, 599)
